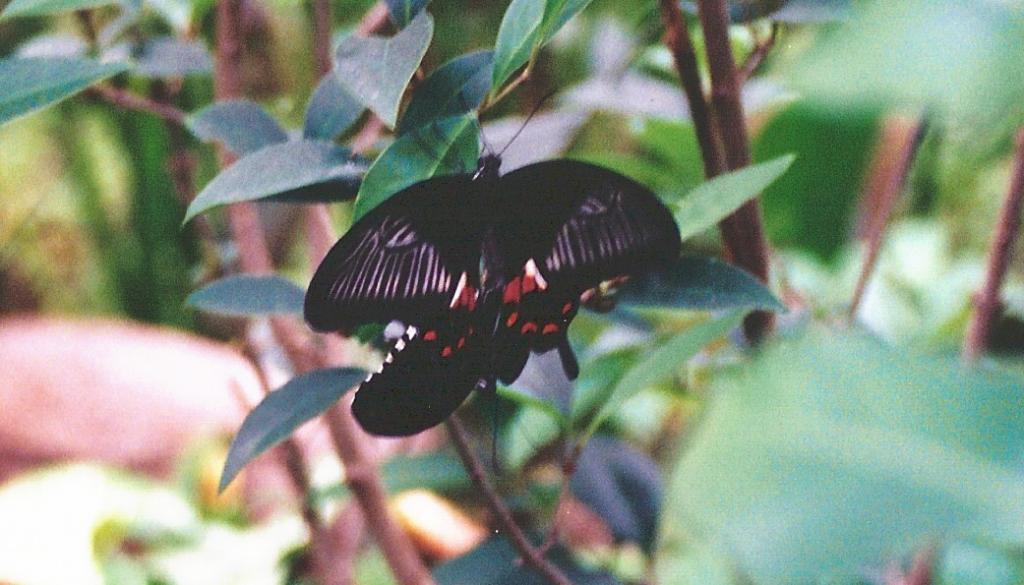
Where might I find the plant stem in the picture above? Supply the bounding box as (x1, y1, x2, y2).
(89, 85, 190, 127)
(446, 417, 573, 585)
(657, 0, 724, 178)
(848, 117, 926, 322)
(213, 1, 433, 582)
(739, 22, 778, 83)
(311, 0, 333, 78)
(661, 0, 775, 342)
(963, 127, 1024, 361)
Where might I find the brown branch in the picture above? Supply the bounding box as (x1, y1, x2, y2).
(695, 0, 774, 342)
(311, 0, 333, 78)
(739, 22, 778, 83)
(446, 417, 572, 585)
(356, 1, 391, 36)
(88, 85, 189, 127)
(848, 117, 926, 322)
(657, 0, 724, 178)
(963, 127, 1024, 361)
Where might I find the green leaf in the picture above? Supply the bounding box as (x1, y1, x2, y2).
(435, 537, 624, 585)
(491, 0, 545, 88)
(184, 140, 366, 222)
(384, 0, 429, 28)
(659, 328, 1024, 584)
(540, 0, 594, 43)
(582, 311, 744, 438)
(398, 50, 493, 135)
(220, 368, 366, 491)
(188, 100, 288, 156)
(186, 275, 305, 316)
(303, 74, 364, 141)
(0, 0, 117, 19)
(752, 101, 879, 261)
(674, 154, 795, 242)
(132, 37, 211, 78)
(617, 256, 783, 312)
(786, 0, 1024, 123)
(382, 451, 468, 493)
(0, 57, 128, 126)
(334, 10, 433, 128)
(353, 113, 479, 221)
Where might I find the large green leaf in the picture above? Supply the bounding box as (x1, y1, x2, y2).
(0, 57, 128, 126)
(398, 50, 493, 135)
(184, 140, 366, 222)
(353, 113, 479, 221)
(303, 74, 364, 141)
(219, 368, 366, 491)
(786, 0, 1024, 123)
(582, 311, 744, 438)
(659, 328, 1024, 584)
(491, 0, 545, 89)
(0, 0, 116, 19)
(674, 155, 795, 242)
(188, 100, 288, 156)
(617, 256, 783, 312)
(186, 275, 305, 316)
(334, 11, 433, 128)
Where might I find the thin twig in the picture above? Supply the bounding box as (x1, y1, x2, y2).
(963, 127, 1024, 361)
(657, 0, 724, 178)
(738, 22, 778, 83)
(356, 1, 390, 36)
(446, 417, 573, 585)
(848, 117, 927, 322)
(696, 0, 774, 342)
(89, 85, 190, 127)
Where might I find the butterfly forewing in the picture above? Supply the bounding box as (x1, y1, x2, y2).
(305, 175, 488, 332)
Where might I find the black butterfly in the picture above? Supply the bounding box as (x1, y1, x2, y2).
(305, 155, 681, 436)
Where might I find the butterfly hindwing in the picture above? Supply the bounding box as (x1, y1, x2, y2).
(305, 175, 489, 332)
(487, 160, 682, 382)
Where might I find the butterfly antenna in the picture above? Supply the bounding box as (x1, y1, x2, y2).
(496, 89, 558, 158)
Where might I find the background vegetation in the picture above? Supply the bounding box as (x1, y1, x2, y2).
(2, 0, 1024, 584)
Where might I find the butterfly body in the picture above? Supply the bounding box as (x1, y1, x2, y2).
(306, 155, 681, 436)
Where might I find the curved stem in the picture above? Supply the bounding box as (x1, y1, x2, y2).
(446, 417, 573, 585)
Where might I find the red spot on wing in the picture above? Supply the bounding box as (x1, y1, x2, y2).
(423, 330, 438, 341)
(441, 346, 453, 358)
(561, 302, 574, 315)
(457, 337, 466, 348)
(542, 323, 559, 335)
(506, 311, 519, 327)
(503, 277, 521, 304)
(520, 322, 538, 334)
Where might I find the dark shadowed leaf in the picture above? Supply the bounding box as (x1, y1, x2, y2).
(435, 537, 622, 585)
(188, 100, 288, 156)
(334, 11, 433, 128)
(353, 113, 479, 220)
(571, 435, 663, 552)
(398, 50, 493, 135)
(220, 368, 366, 491)
(583, 311, 744, 438)
(385, 0, 429, 27)
(133, 37, 212, 78)
(0, 0, 116, 19)
(185, 140, 366, 222)
(673, 154, 795, 241)
(0, 57, 129, 126)
(491, 0, 545, 88)
(303, 74, 364, 141)
(659, 328, 1024, 584)
(617, 256, 783, 312)
(752, 101, 879, 262)
(186, 274, 304, 316)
